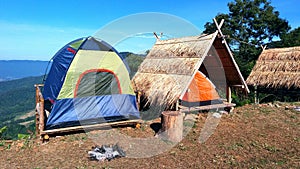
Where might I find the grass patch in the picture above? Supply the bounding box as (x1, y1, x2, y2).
(227, 142, 244, 150)
(259, 108, 273, 114)
(262, 143, 280, 152)
(275, 160, 286, 165)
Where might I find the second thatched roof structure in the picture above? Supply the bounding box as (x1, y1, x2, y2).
(246, 46, 300, 89)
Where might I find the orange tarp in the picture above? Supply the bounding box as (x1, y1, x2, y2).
(182, 71, 220, 102)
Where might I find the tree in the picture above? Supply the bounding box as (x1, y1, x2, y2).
(125, 53, 145, 78)
(0, 126, 7, 139)
(269, 27, 300, 48)
(204, 0, 290, 78)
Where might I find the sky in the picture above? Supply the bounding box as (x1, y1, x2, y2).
(0, 0, 299, 61)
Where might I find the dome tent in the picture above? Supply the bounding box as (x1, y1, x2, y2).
(42, 36, 139, 130)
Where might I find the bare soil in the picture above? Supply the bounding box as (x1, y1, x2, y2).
(0, 102, 299, 169)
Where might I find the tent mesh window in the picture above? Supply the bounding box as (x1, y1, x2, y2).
(75, 71, 120, 97)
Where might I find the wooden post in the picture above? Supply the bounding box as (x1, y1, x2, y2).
(136, 91, 141, 111)
(160, 111, 183, 142)
(226, 85, 232, 103)
(34, 84, 45, 135)
(254, 85, 258, 104)
(35, 107, 40, 135)
(39, 97, 45, 132)
(175, 99, 179, 111)
(35, 85, 40, 136)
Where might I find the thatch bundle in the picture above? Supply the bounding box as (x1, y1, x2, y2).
(132, 33, 217, 107)
(246, 46, 300, 89)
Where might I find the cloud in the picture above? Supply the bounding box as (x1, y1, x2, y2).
(0, 20, 95, 60)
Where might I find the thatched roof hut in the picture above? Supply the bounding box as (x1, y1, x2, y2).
(132, 30, 249, 110)
(246, 46, 300, 89)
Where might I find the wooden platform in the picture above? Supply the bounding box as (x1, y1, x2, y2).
(40, 119, 143, 135)
(179, 102, 236, 112)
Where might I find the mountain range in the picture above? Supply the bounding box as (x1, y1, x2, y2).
(0, 52, 146, 82)
(0, 60, 48, 81)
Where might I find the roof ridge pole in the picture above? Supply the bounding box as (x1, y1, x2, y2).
(153, 32, 160, 40)
(213, 18, 225, 42)
(261, 45, 267, 51)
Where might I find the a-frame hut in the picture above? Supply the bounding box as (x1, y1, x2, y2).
(246, 46, 300, 102)
(132, 20, 249, 112)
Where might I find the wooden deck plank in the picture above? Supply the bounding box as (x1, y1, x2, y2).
(40, 119, 143, 135)
(179, 103, 236, 112)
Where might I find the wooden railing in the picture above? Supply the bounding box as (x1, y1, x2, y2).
(34, 84, 45, 136)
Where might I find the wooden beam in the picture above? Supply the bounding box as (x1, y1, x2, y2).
(41, 119, 143, 135)
(179, 102, 236, 112)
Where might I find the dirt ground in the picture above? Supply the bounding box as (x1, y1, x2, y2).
(0, 102, 299, 169)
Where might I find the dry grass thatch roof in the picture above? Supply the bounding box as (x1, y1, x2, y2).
(132, 31, 248, 107)
(132, 33, 218, 107)
(246, 46, 300, 89)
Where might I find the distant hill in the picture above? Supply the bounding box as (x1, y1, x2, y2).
(0, 76, 43, 139)
(0, 60, 49, 81)
(0, 55, 147, 82)
(119, 51, 147, 58)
